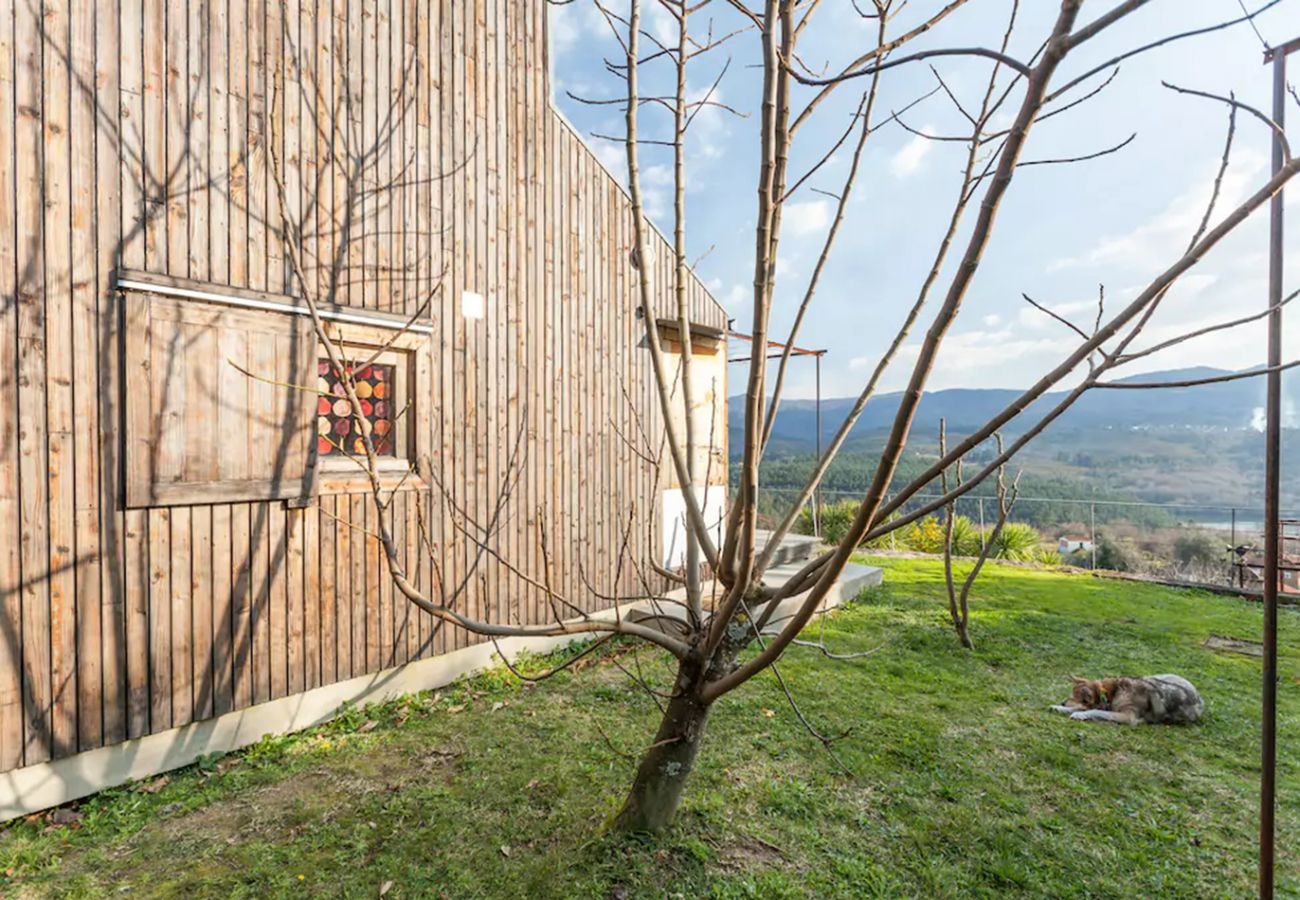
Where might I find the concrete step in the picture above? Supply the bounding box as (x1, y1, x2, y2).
(623, 559, 883, 639)
(754, 529, 821, 567)
(754, 561, 882, 635)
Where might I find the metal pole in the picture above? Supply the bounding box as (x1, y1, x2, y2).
(887, 493, 896, 550)
(1260, 40, 1292, 900)
(1232, 508, 1238, 588)
(814, 353, 822, 538)
(1090, 501, 1097, 570)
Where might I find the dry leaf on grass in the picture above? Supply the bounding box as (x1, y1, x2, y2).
(137, 775, 170, 794)
(48, 808, 83, 827)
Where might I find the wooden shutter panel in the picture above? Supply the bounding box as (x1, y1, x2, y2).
(124, 291, 316, 507)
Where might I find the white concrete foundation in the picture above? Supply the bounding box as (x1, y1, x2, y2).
(0, 622, 607, 821)
(1, 559, 883, 821)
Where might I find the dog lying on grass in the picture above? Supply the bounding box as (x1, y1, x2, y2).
(1050, 675, 1204, 725)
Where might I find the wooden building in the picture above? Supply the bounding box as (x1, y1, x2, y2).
(0, 0, 727, 815)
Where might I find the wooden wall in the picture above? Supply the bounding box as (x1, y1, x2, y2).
(0, 0, 726, 773)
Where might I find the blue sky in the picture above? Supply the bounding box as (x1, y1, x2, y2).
(549, 1, 1300, 400)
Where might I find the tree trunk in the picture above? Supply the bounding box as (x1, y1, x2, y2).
(612, 685, 713, 832)
(955, 617, 974, 650)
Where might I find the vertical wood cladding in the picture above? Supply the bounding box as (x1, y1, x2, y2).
(0, 0, 726, 771)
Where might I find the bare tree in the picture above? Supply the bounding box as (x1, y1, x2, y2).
(261, 0, 1298, 832)
(939, 423, 1020, 650)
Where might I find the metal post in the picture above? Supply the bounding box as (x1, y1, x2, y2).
(978, 496, 987, 552)
(814, 352, 823, 538)
(1232, 508, 1238, 588)
(1090, 501, 1097, 570)
(1260, 41, 1293, 900)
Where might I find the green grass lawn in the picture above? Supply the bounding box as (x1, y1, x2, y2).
(5, 557, 1298, 898)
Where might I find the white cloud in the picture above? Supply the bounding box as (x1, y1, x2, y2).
(1048, 150, 1268, 272)
(550, 2, 613, 54)
(718, 283, 750, 314)
(643, 187, 670, 221)
(641, 164, 674, 188)
(1018, 298, 1095, 329)
(982, 313, 1002, 327)
(882, 327, 1080, 391)
(783, 199, 831, 237)
(990, 110, 1015, 132)
(592, 142, 628, 189)
(643, 1, 677, 47)
(550, 6, 583, 52)
(684, 81, 732, 163)
(890, 129, 933, 178)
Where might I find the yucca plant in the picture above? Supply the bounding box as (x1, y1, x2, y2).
(1031, 547, 1064, 566)
(990, 522, 1043, 561)
(793, 499, 859, 546)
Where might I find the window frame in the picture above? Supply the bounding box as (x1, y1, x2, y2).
(316, 346, 413, 475)
(310, 320, 432, 497)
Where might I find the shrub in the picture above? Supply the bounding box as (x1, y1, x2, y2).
(1095, 537, 1139, 572)
(988, 522, 1042, 561)
(862, 509, 908, 550)
(950, 517, 985, 556)
(794, 499, 858, 545)
(1174, 532, 1220, 567)
(794, 501, 917, 549)
(795, 507, 1044, 561)
(1031, 546, 1063, 565)
(902, 515, 983, 556)
(902, 516, 945, 554)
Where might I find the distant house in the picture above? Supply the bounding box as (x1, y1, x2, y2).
(1059, 535, 1094, 556)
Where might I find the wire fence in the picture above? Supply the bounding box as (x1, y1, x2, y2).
(747, 486, 1295, 587)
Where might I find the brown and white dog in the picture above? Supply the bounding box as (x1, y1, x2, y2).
(1050, 675, 1204, 725)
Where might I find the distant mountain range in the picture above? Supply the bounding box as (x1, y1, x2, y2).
(732, 367, 1274, 454)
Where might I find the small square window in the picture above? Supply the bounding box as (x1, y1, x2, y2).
(317, 360, 398, 458)
(314, 344, 415, 477)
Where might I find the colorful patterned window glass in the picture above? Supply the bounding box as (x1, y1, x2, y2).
(316, 360, 397, 458)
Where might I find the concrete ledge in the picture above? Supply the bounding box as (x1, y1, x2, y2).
(628, 561, 884, 636)
(756, 561, 883, 634)
(753, 529, 819, 567)
(0, 622, 609, 821)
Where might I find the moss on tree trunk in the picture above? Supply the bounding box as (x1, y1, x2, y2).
(612, 687, 712, 832)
